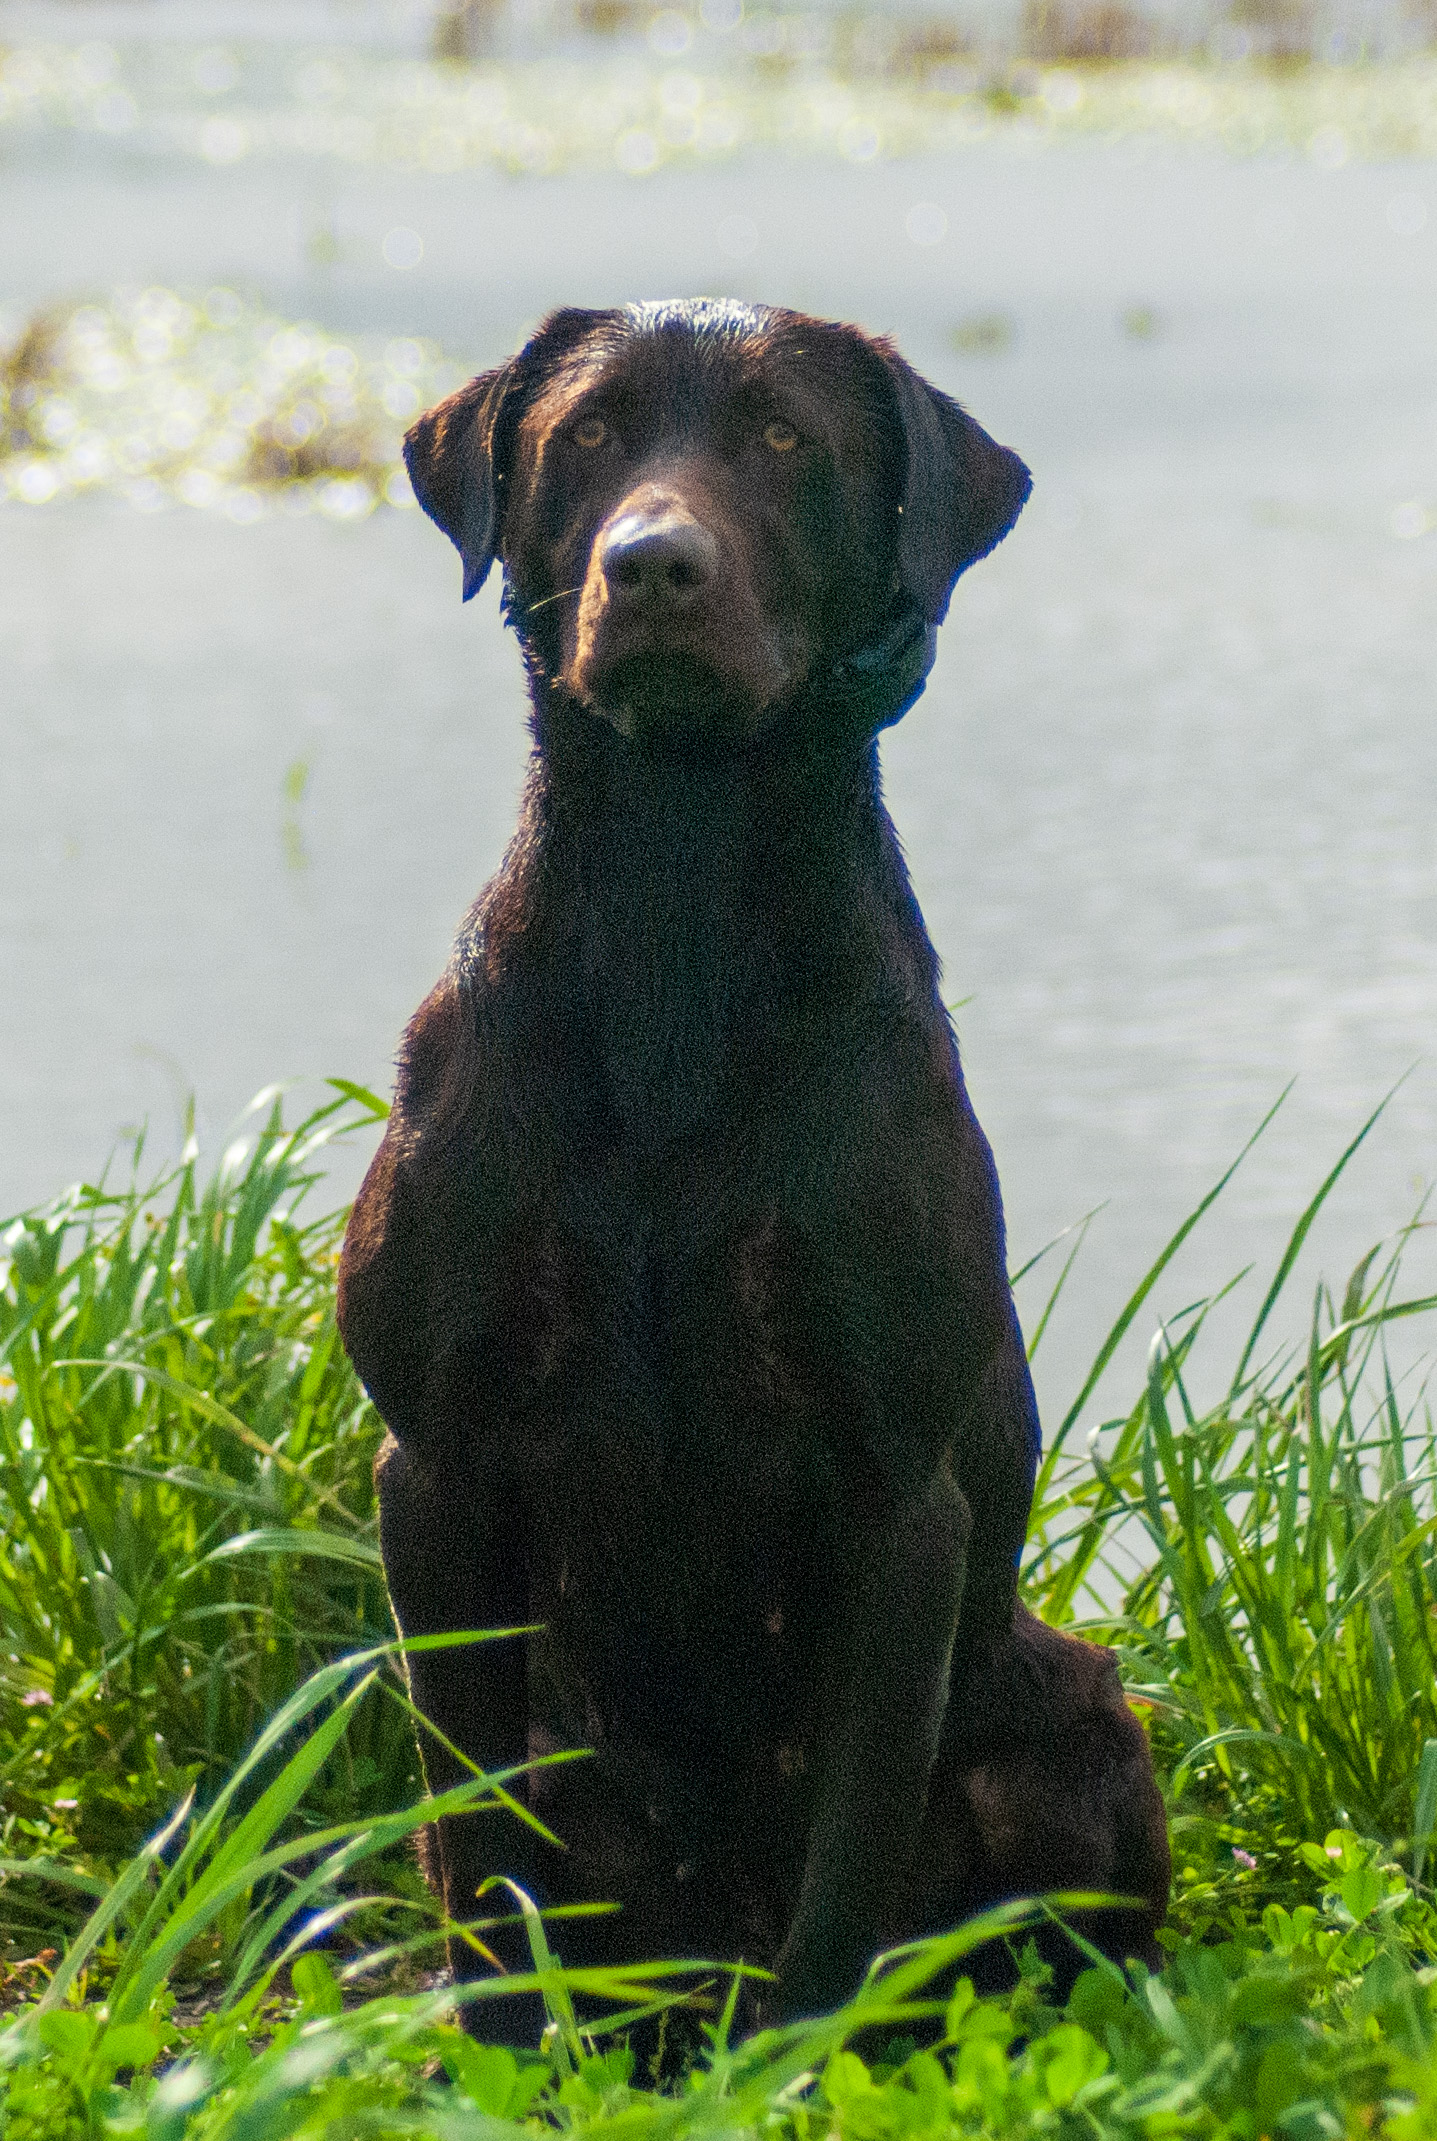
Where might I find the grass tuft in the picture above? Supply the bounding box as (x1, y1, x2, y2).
(0, 1082, 409, 1939)
(0, 1080, 1435, 2132)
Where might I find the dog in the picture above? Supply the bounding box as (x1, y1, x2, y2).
(336, 299, 1169, 2039)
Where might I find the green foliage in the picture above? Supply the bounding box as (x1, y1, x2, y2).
(1, 1081, 1436, 2132)
(1, 1819, 1436, 2135)
(0, 1083, 414, 1948)
(0, 1650, 731, 2136)
(1021, 1087, 1437, 1913)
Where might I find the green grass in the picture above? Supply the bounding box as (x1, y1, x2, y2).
(1019, 1091, 1437, 1923)
(0, 1084, 414, 1921)
(6, 1813, 1437, 2138)
(1, 1079, 1435, 2132)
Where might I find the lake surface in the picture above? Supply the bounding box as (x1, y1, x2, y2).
(3, 58, 1436, 1421)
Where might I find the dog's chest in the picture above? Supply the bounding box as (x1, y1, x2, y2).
(526, 1382, 835, 1763)
(500, 1172, 847, 1750)
(507, 1118, 847, 1405)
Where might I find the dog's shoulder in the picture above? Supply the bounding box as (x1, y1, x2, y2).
(395, 968, 477, 1129)
(339, 970, 483, 1291)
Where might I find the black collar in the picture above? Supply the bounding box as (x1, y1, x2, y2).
(511, 597, 937, 745)
(824, 601, 938, 736)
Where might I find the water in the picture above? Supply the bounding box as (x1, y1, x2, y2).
(3, 64, 1436, 1420)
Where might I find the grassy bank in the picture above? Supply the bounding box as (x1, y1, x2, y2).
(1, 1081, 1435, 2132)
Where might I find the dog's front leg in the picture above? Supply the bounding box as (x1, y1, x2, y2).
(774, 1463, 970, 2020)
(375, 1433, 531, 1910)
(340, 1108, 541, 2027)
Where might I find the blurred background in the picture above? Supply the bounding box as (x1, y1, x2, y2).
(2, 0, 1435, 1417)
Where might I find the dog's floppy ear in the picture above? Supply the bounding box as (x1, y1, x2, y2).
(404, 308, 622, 604)
(880, 351, 1031, 627)
(404, 365, 517, 603)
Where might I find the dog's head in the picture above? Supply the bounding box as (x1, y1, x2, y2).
(405, 300, 1029, 743)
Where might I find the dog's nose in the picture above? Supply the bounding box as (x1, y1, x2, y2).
(601, 512, 718, 603)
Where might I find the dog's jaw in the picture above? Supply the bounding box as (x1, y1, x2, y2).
(557, 489, 801, 742)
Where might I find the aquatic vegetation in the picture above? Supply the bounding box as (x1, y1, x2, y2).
(0, 288, 458, 516)
(3, 34, 1437, 178)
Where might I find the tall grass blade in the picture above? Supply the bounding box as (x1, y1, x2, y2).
(32, 1790, 194, 2019)
(1228, 1077, 1406, 1399)
(54, 1359, 364, 1527)
(323, 1078, 391, 1119)
(199, 1528, 383, 1572)
(1020, 1209, 1101, 1363)
(1412, 1739, 1437, 1888)
(481, 1876, 588, 2070)
(1049, 1083, 1291, 1460)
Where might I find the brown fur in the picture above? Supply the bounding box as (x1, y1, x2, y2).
(337, 299, 1169, 2046)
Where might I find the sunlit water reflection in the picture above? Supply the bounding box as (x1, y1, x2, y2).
(3, 40, 1435, 1422)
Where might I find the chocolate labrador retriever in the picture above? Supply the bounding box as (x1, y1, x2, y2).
(337, 299, 1168, 2035)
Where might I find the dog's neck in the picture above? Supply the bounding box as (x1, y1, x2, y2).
(475, 685, 937, 1138)
(571, 734, 754, 1134)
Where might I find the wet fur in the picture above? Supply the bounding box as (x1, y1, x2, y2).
(337, 299, 1169, 2048)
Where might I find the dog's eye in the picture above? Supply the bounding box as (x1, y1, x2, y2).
(763, 420, 798, 453)
(573, 416, 608, 449)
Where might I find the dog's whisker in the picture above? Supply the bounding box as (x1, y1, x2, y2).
(525, 585, 582, 615)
